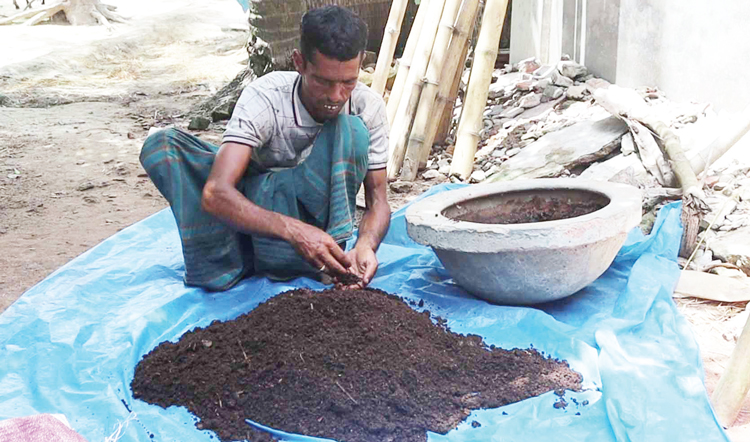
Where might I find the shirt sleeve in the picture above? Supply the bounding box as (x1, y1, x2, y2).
(222, 85, 276, 149)
(356, 88, 389, 170)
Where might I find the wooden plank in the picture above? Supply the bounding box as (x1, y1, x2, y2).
(674, 270, 750, 303)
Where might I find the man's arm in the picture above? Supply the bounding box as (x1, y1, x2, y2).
(201, 142, 351, 275)
(345, 168, 391, 286)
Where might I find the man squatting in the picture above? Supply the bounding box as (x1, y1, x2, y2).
(140, 6, 391, 291)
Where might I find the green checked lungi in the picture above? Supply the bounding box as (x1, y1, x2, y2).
(139, 115, 370, 291)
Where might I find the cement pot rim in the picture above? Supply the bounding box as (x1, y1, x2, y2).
(405, 179, 642, 253)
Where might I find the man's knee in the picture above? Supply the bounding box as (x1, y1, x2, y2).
(139, 127, 188, 176)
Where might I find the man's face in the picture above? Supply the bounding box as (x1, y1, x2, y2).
(293, 49, 361, 122)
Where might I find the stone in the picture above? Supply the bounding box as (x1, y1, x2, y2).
(516, 79, 535, 91)
(485, 164, 500, 176)
(0, 94, 11, 107)
(488, 72, 522, 98)
(738, 186, 750, 202)
(711, 230, 750, 273)
(469, 170, 486, 183)
(482, 162, 494, 172)
(566, 85, 588, 101)
(714, 182, 728, 191)
(694, 248, 714, 270)
(558, 60, 588, 79)
(486, 116, 628, 182)
(532, 65, 556, 79)
(487, 105, 504, 116)
(704, 175, 720, 187)
(491, 118, 507, 128)
(500, 106, 524, 119)
(543, 85, 564, 100)
(438, 164, 451, 175)
(188, 116, 211, 131)
(491, 149, 506, 158)
(437, 158, 451, 169)
(519, 93, 542, 109)
(534, 78, 551, 91)
(506, 147, 521, 157)
(551, 71, 575, 88)
(389, 181, 413, 193)
(422, 170, 442, 180)
(210, 99, 236, 122)
(517, 57, 541, 74)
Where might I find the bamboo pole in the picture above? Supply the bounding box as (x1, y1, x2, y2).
(400, 0, 479, 180)
(449, 0, 509, 180)
(426, 30, 473, 165)
(386, 0, 448, 180)
(434, 44, 466, 144)
(386, 0, 431, 126)
(370, 0, 409, 95)
(712, 311, 750, 427)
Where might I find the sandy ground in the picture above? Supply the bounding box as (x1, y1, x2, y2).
(1, 0, 749, 439)
(0, 0, 248, 310)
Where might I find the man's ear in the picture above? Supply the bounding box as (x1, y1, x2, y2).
(292, 50, 306, 73)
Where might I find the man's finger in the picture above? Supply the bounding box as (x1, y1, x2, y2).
(320, 251, 349, 275)
(328, 242, 352, 269)
(362, 259, 378, 285)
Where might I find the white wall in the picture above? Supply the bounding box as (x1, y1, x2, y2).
(615, 0, 750, 112)
(512, 0, 750, 112)
(510, 0, 563, 65)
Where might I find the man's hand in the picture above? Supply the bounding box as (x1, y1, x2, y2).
(286, 220, 352, 275)
(338, 244, 378, 289)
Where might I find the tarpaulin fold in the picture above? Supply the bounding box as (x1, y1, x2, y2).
(0, 184, 728, 442)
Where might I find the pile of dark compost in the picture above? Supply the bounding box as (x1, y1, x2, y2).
(132, 288, 582, 442)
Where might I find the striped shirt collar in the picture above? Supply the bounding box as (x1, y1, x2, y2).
(292, 75, 352, 127)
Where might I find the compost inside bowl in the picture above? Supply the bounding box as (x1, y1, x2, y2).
(442, 188, 611, 224)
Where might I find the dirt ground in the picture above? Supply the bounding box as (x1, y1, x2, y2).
(1, 0, 749, 439)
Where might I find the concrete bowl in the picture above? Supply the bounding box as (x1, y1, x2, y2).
(405, 179, 642, 305)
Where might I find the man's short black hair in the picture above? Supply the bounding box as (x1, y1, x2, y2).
(300, 5, 368, 63)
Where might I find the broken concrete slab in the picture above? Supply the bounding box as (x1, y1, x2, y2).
(579, 154, 643, 182)
(486, 116, 628, 182)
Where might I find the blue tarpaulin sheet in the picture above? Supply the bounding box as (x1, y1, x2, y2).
(0, 184, 729, 442)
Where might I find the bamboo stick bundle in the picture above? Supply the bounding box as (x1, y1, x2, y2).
(449, 0, 509, 180)
(386, 0, 431, 125)
(400, 0, 479, 180)
(386, 0, 448, 180)
(370, 0, 409, 95)
(425, 1, 482, 165)
(425, 29, 473, 166)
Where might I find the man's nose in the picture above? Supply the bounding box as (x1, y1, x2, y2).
(329, 83, 347, 103)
